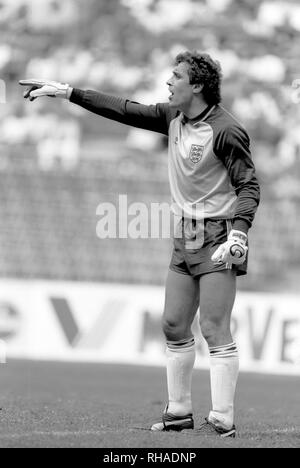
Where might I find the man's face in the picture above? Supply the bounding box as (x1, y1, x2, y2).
(166, 62, 196, 110)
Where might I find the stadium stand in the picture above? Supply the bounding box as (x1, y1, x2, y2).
(1, 0, 300, 291)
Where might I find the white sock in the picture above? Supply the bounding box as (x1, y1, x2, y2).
(208, 341, 239, 429)
(166, 337, 195, 416)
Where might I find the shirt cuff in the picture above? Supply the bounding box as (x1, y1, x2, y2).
(69, 87, 86, 103)
(232, 219, 250, 234)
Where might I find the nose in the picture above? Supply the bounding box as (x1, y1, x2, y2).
(166, 76, 173, 86)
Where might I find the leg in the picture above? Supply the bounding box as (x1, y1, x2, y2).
(199, 269, 236, 347)
(163, 269, 199, 342)
(151, 270, 199, 430)
(199, 270, 238, 430)
(163, 269, 199, 415)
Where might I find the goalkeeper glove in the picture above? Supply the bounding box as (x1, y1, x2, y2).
(19, 79, 71, 101)
(211, 229, 248, 265)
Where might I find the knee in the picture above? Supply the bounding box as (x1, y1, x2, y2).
(200, 316, 225, 346)
(162, 317, 188, 341)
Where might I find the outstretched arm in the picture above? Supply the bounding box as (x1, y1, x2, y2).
(69, 88, 173, 135)
(19, 79, 174, 135)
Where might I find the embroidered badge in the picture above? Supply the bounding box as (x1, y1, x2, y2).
(189, 144, 204, 163)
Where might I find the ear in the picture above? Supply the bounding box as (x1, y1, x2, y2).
(192, 83, 203, 94)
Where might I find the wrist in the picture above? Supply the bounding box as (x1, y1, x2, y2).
(232, 219, 249, 234)
(228, 229, 247, 245)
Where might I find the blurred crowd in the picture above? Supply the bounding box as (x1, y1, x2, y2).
(1, 0, 300, 180)
(0, 0, 300, 289)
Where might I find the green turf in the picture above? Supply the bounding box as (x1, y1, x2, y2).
(0, 360, 299, 448)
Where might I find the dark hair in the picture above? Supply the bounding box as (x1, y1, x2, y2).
(175, 51, 222, 105)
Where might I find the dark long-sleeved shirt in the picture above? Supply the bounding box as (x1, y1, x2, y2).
(70, 89, 260, 232)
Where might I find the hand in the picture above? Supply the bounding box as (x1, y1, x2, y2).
(19, 79, 71, 101)
(211, 229, 248, 265)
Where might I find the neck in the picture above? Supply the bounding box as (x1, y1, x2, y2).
(182, 99, 209, 119)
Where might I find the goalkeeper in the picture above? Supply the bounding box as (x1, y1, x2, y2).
(19, 51, 260, 438)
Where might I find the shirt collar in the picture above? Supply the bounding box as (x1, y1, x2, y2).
(181, 105, 216, 125)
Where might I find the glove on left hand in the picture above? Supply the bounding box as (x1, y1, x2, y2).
(211, 229, 248, 265)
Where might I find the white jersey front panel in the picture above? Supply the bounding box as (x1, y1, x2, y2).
(168, 113, 237, 220)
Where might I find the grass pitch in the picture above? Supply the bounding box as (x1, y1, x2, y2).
(1, 360, 299, 448)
